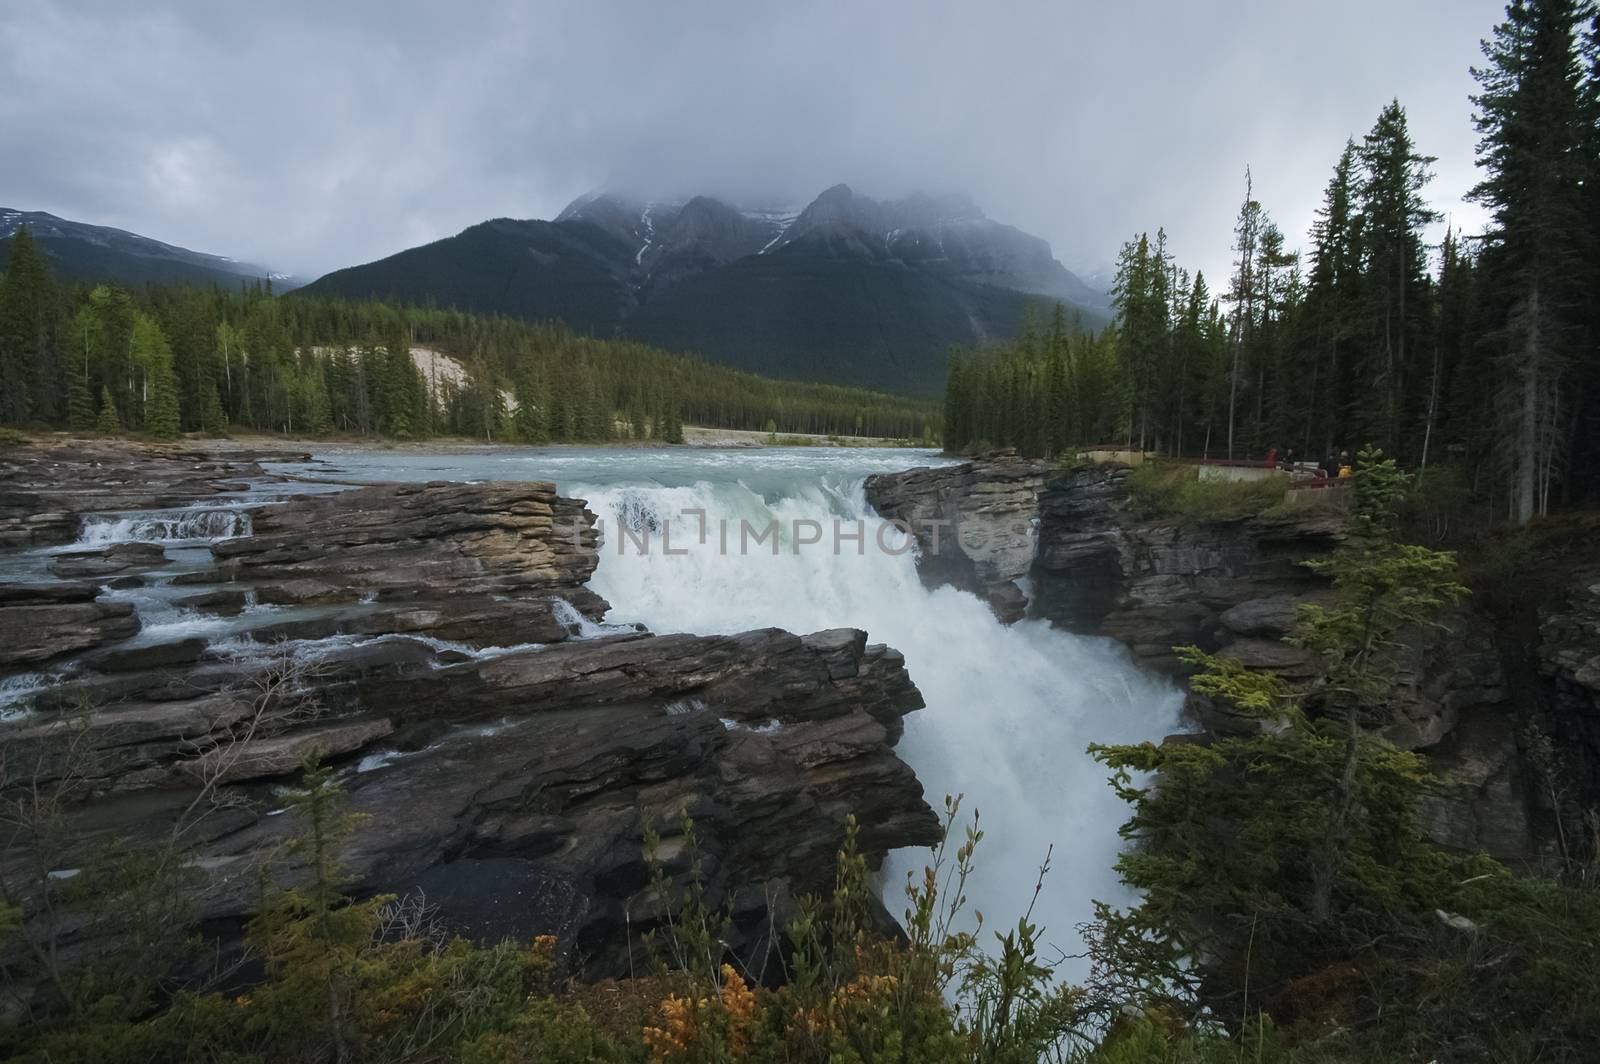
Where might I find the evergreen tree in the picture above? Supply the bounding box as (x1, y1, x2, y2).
(95, 385, 121, 434)
(198, 380, 227, 436)
(1356, 100, 1440, 452)
(1304, 142, 1365, 456)
(1471, 0, 1592, 520)
(1224, 170, 1265, 459)
(133, 314, 181, 440)
(0, 225, 52, 424)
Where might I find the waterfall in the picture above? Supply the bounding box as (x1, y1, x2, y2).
(77, 507, 252, 545)
(576, 475, 1183, 976)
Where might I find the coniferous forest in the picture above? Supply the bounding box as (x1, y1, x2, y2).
(946, 2, 1600, 522)
(0, 238, 939, 446)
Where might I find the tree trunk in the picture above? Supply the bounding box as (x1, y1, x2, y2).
(1516, 287, 1541, 524)
(1418, 340, 1441, 483)
(1312, 703, 1362, 925)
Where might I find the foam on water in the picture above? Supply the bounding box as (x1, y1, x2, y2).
(0, 671, 62, 720)
(119, 445, 1185, 976)
(76, 507, 252, 545)
(573, 474, 1185, 974)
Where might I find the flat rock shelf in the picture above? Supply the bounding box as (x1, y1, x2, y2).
(0, 439, 939, 1005)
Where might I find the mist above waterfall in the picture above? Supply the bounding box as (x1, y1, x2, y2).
(572, 462, 1182, 975)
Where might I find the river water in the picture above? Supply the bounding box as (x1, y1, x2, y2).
(267, 445, 1185, 971)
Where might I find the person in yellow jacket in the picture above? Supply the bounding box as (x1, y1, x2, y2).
(1337, 450, 1352, 478)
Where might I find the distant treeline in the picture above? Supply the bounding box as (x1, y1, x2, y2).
(948, 3, 1600, 522)
(0, 239, 940, 444)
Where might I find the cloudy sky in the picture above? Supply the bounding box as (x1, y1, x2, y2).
(1, 0, 1504, 284)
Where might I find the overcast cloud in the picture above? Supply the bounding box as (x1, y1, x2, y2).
(0, 0, 1504, 285)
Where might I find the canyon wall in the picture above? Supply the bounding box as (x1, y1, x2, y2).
(867, 454, 1594, 867)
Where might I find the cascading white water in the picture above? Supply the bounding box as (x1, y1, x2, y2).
(222, 445, 1184, 974)
(77, 507, 251, 545)
(576, 475, 1184, 976)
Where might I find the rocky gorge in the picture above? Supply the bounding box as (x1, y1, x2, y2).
(866, 452, 1600, 869)
(0, 440, 940, 1009)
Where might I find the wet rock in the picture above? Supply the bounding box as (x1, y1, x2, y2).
(1539, 567, 1600, 701)
(212, 481, 608, 644)
(49, 541, 168, 579)
(173, 588, 249, 613)
(186, 716, 395, 784)
(0, 438, 284, 547)
(255, 579, 345, 604)
(0, 623, 936, 984)
(0, 583, 139, 667)
(0, 441, 941, 996)
(85, 637, 209, 674)
(865, 451, 1045, 622)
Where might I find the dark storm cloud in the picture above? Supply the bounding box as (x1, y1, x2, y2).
(1, 0, 1503, 282)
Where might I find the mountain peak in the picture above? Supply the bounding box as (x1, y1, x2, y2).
(297, 183, 1110, 396)
(1, 208, 298, 289)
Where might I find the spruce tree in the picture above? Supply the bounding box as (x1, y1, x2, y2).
(0, 225, 51, 425)
(1471, 0, 1591, 520)
(133, 314, 181, 439)
(1356, 100, 1440, 453)
(1304, 143, 1364, 456)
(198, 380, 227, 436)
(95, 386, 121, 434)
(1224, 170, 1265, 459)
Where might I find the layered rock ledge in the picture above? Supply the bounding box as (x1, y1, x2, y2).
(869, 456, 1564, 865)
(0, 440, 938, 1004)
(865, 450, 1045, 622)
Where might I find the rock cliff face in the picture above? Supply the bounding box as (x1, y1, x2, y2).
(1538, 565, 1600, 815)
(869, 458, 1570, 865)
(1032, 465, 1346, 675)
(864, 451, 1046, 622)
(0, 441, 938, 1005)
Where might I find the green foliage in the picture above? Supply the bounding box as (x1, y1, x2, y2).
(94, 385, 120, 433)
(0, 270, 939, 443)
(638, 798, 1084, 1063)
(134, 312, 182, 438)
(944, 306, 1119, 457)
(1124, 463, 1288, 524)
(0, 224, 53, 425)
(1088, 449, 1600, 1060)
(947, 8, 1600, 516)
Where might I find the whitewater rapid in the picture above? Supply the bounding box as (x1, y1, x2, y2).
(573, 474, 1183, 973)
(248, 445, 1184, 972)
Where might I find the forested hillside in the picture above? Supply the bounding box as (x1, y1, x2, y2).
(0, 209, 296, 291)
(0, 228, 939, 444)
(297, 185, 1111, 397)
(947, 2, 1600, 522)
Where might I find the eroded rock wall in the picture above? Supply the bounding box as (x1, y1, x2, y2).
(0, 441, 939, 1004)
